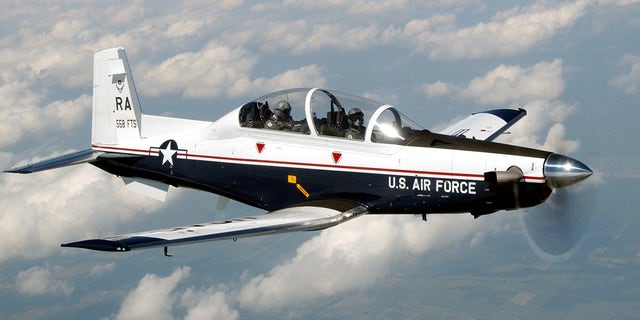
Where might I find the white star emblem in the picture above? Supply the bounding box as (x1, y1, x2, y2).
(160, 144, 177, 166)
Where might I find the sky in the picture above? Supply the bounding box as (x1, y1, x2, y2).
(1, 0, 639, 319)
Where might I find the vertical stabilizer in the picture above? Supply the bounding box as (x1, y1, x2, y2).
(92, 47, 143, 146)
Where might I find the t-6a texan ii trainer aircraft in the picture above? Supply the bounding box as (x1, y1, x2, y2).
(5, 48, 592, 256)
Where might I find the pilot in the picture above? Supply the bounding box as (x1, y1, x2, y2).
(265, 100, 293, 130)
(344, 108, 365, 140)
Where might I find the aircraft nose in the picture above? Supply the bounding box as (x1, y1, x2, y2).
(543, 153, 593, 188)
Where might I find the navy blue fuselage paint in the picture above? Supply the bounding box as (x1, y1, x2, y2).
(91, 154, 551, 216)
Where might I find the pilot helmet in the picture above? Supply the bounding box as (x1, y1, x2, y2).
(348, 108, 364, 127)
(274, 100, 292, 119)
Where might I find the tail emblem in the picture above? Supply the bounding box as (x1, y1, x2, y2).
(115, 79, 125, 91)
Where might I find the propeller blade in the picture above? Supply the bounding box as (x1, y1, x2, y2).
(521, 184, 596, 262)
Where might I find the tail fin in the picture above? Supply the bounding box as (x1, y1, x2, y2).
(92, 47, 143, 146)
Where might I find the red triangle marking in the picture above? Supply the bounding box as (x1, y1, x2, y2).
(332, 152, 342, 164)
(256, 142, 265, 153)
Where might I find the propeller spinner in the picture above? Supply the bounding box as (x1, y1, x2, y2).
(543, 153, 593, 188)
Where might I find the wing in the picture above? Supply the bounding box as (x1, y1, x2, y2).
(4, 149, 100, 174)
(61, 203, 368, 252)
(438, 108, 526, 141)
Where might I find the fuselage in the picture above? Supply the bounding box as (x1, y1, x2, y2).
(91, 88, 552, 217)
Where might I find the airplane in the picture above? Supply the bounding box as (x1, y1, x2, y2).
(5, 47, 593, 256)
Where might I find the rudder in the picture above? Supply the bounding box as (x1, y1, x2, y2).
(92, 47, 143, 146)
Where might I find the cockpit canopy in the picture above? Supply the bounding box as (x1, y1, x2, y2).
(238, 88, 424, 144)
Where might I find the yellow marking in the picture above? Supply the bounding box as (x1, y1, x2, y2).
(296, 184, 310, 198)
(288, 175, 297, 184)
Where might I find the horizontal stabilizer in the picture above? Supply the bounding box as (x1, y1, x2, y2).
(62, 205, 368, 252)
(4, 149, 99, 174)
(439, 108, 526, 141)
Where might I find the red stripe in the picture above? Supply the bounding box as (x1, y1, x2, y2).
(92, 144, 545, 181)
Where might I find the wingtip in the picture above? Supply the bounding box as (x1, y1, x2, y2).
(61, 239, 130, 252)
(3, 168, 33, 174)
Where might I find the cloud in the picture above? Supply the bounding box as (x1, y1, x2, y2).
(611, 54, 640, 94)
(138, 41, 257, 99)
(291, 24, 381, 54)
(0, 163, 163, 261)
(461, 59, 564, 105)
(198, 1, 589, 61)
(182, 0, 243, 10)
(230, 65, 327, 97)
(426, 1, 590, 60)
(244, 20, 382, 55)
(280, 0, 475, 15)
(0, 94, 91, 148)
(115, 267, 191, 320)
(421, 80, 452, 97)
(180, 287, 239, 320)
(89, 262, 116, 277)
(0, 3, 241, 99)
(16, 265, 73, 296)
(598, 0, 640, 5)
(139, 41, 326, 98)
(236, 214, 505, 311)
(422, 59, 565, 106)
(349, 0, 408, 14)
(380, 15, 456, 52)
(114, 267, 238, 320)
(380, 1, 590, 60)
(165, 20, 205, 39)
(0, 68, 92, 148)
